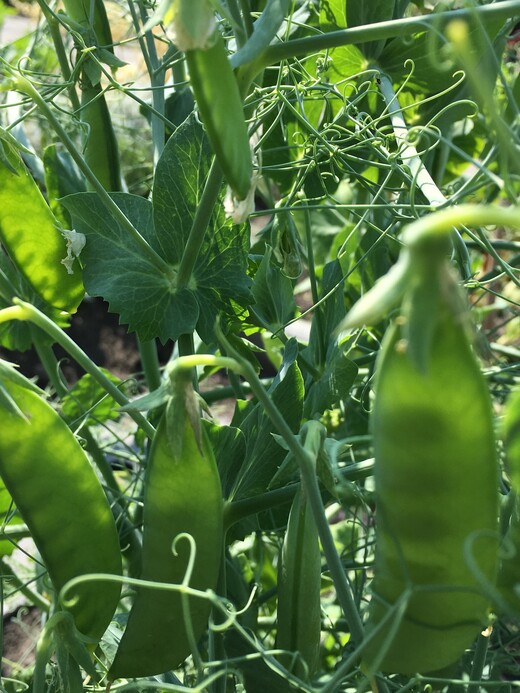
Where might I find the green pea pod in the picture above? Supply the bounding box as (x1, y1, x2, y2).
(0, 379, 122, 640)
(185, 32, 252, 201)
(80, 82, 122, 192)
(363, 287, 498, 674)
(109, 412, 223, 679)
(0, 152, 84, 312)
(276, 487, 321, 680)
(62, 0, 122, 191)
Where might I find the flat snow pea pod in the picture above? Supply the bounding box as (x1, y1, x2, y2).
(109, 413, 223, 679)
(0, 152, 84, 312)
(0, 379, 122, 640)
(363, 297, 498, 674)
(276, 487, 321, 680)
(185, 31, 252, 201)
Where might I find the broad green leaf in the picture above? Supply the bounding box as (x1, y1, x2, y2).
(61, 192, 198, 341)
(303, 262, 358, 417)
(62, 117, 251, 343)
(204, 421, 247, 499)
(152, 115, 252, 342)
(0, 154, 84, 312)
(320, 0, 346, 30)
(61, 370, 122, 427)
(231, 0, 291, 68)
(229, 339, 304, 501)
(304, 347, 358, 418)
(250, 246, 296, 330)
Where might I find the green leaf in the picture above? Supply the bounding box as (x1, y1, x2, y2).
(61, 191, 196, 341)
(320, 0, 346, 30)
(231, 0, 291, 68)
(229, 339, 304, 501)
(250, 246, 296, 330)
(62, 117, 252, 343)
(0, 154, 84, 313)
(152, 115, 252, 342)
(61, 370, 122, 427)
(204, 420, 247, 499)
(304, 346, 358, 419)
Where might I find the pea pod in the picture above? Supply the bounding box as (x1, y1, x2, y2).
(62, 0, 122, 191)
(363, 273, 498, 674)
(185, 31, 252, 200)
(109, 411, 223, 679)
(79, 81, 122, 192)
(276, 486, 321, 680)
(0, 151, 84, 312)
(0, 378, 122, 640)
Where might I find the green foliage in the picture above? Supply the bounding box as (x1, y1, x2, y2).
(0, 0, 519, 690)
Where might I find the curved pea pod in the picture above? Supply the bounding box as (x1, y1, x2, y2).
(185, 31, 252, 201)
(109, 413, 223, 679)
(276, 487, 321, 680)
(0, 151, 84, 312)
(363, 298, 499, 674)
(0, 379, 122, 640)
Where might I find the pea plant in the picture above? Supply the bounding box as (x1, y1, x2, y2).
(0, 0, 519, 690)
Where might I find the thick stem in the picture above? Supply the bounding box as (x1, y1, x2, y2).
(259, 1, 520, 69)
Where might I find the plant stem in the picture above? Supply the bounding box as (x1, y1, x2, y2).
(468, 631, 490, 693)
(0, 301, 156, 439)
(258, 1, 520, 68)
(176, 159, 224, 290)
(8, 71, 171, 278)
(35, 0, 81, 112)
(138, 337, 162, 392)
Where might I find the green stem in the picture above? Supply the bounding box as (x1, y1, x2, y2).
(378, 73, 471, 278)
(468, 631, 490, 693)
(35, 0, 81, 112)
(0, 525, 30, 542)
(136, 0, 166, 166)
(404, 204, 520, 249)
(0, 301, 156, 439)
(138, 337, 162, 392)
(224, 458, 374, 530)
(302, 203, 325, 365)
(177, 159, 224, 290)
(258, 1, 520, 69)
(8, 72, 171, 278)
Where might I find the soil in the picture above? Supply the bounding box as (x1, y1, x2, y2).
(0, 297, 173, 387)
